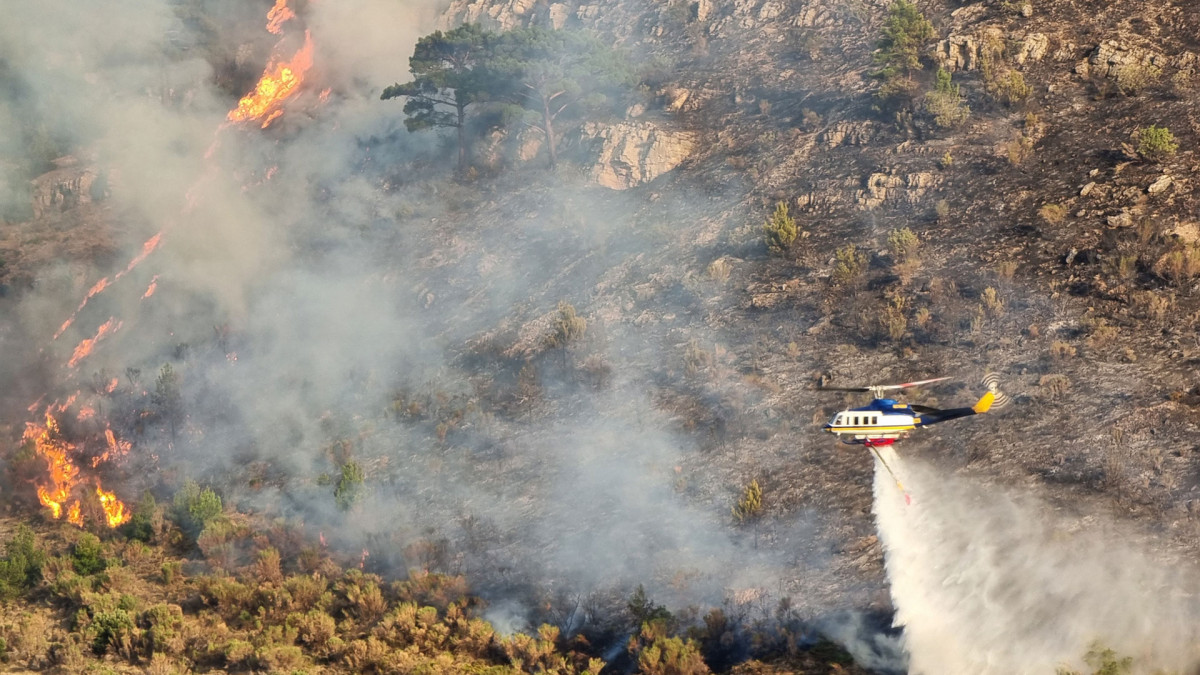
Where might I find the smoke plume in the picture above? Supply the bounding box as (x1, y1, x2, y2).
(873, 445, 1200, 673)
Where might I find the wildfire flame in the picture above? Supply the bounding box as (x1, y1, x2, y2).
(52, 232, 161, 341)
(96, 485, 130, 528)
(77, 406, 96, 421)
(24, 411, 79, 520)
(266, 0, 296, 34)
(93, 428, 132, 468)
(143, 275, 159, 299)
(227, 31, 314, 128)
(106, 377, 119, 393)
(68, 318, 122, 369)
(121, 232, 163, 276)
(23, 405, 132, 528)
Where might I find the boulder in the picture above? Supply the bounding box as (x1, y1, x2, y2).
(579, 122, 697, 190)
(30, 157, 103, 219)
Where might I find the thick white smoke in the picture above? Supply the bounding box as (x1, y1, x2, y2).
(873, 445, 1200, 674)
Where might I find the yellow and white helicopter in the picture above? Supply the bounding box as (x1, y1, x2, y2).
(819, 375, 1007, 500)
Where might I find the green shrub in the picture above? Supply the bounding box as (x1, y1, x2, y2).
(0, 525, 47, 599)
(90, 608, 134, 655)
(925, 69, 969, 128)
(887, 227, 920, 261)
(832, 244, 868, 286)
(72, 534, 108, 576)
(875, 0, 936, 78)
(989, 69, 1032, 105)
(334, 461, 366, 512)
(123, 492, 157, 542)
(1136, 125, 1178, 161)
(762, 201, 797, 254)
(172, 481, 222, 536)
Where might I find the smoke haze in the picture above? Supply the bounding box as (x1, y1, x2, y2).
(0, 0, 859, 645)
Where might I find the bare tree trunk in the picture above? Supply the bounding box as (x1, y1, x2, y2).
(456, 101, 467, 175)
(542, 95, 557, 168)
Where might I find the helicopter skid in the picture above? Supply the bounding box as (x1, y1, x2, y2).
(840, 437, 897, 446)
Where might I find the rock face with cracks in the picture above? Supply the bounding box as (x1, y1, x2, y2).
(578, 121, 697, 190)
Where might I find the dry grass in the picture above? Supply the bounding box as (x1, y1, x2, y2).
(1039, 373, 1071, 399)
(1049, 340, 1076, 359)
(1038, 203, 1067, 225)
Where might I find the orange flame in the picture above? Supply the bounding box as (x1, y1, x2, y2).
(68, 318, 122, 368)
(77, 406, 96, 421)
(266, 0, 296, 34)
(67, 502, 83, 527)
(51, 231, 161, 342)
(93, 428, 132, 468)
(227, 31, 314, 128)
(54, 277, 110, 339)
(24, 405, 131, 528)
(23, 411, 79, 520)
(120, 232, 163, 277)
(106, 377, 119, 393)
(96, 485, 130, 528)
(143, 275, 159, 299)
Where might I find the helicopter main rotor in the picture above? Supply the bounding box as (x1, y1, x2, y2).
(817, 376, 951, 400)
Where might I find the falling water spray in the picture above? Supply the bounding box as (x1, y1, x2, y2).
(872, 445, 1200, 674)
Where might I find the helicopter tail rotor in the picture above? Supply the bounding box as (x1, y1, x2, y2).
(982, 372, 1012, 408)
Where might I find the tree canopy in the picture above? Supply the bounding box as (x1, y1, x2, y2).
(381, 23, 492, 174)
(491, 26, 634, 167)
(383, 24, 633, 172)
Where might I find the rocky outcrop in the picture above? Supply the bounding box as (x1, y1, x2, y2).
(30, 157, 103, 219)
(818, 121, 876, 148)
(936, 29, 1049, 71)
(935, 27, 1004, 71)
(1077, 39, 1166, 80)
(855, 171, 939, 209)
(578, 122, 697, 190)
(438, 0, 539, 30)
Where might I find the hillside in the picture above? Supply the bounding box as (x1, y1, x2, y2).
(0, 0, 1198, 672)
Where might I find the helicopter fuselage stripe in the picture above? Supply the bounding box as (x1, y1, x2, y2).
(827, 425, 915, 432)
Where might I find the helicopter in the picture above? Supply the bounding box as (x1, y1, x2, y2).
(818, 375, 1007, 501)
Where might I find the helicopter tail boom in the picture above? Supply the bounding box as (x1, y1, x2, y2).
(972, 391, 995, 414)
